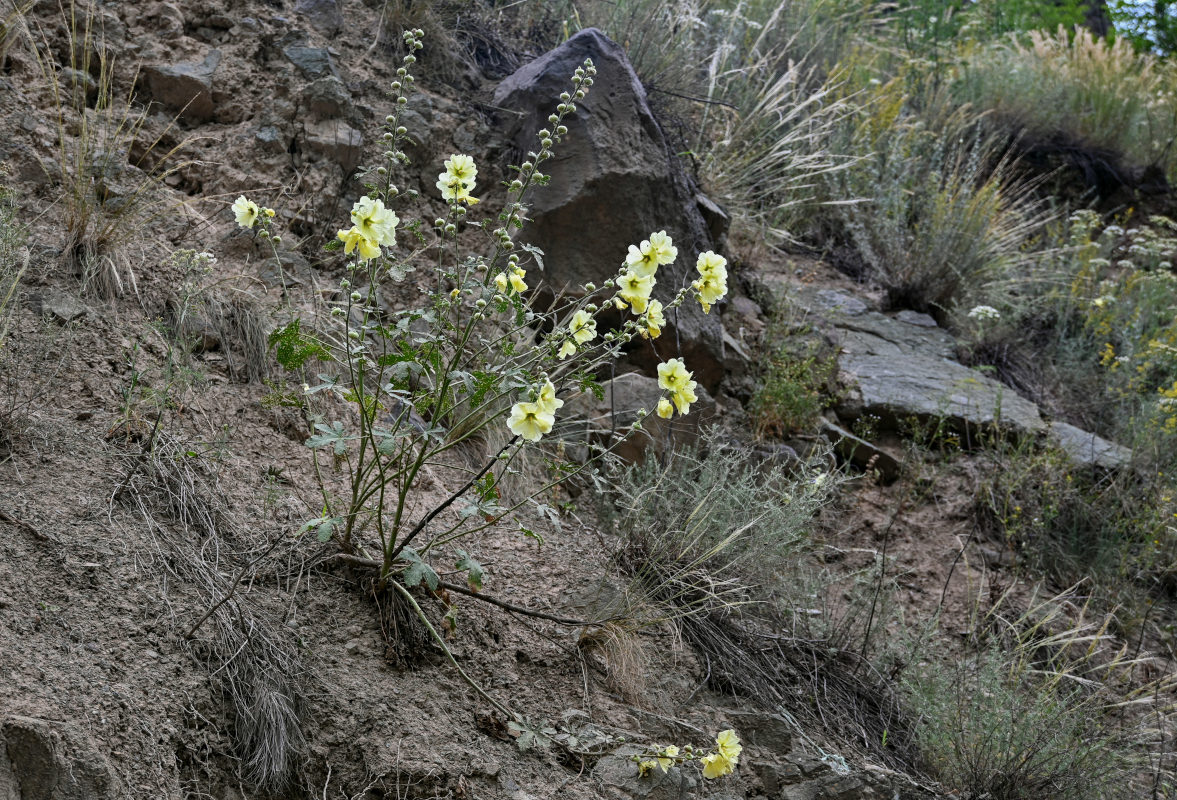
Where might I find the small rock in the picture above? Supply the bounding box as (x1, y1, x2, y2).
(563, 371, 716, 464)
(142, 49, 222, 122)
(696, 193, 730, 247)
(303, 119, 363, 171)
(896, 309, 938, 328)
(814, 289, 868, 316)
(254, 125, 287, 155)
(259, 251, 312, 288)
(820, 419, 901, 484)
(26, 288, 87, 324)
(283, 43, 340, 79)
(301, 75, 352, 118)
(294, 0, 343, 34)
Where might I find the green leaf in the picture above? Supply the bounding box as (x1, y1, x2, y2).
(306, 421, 349, 455)
(400, 547, 439, 591)
(299, 515, 343, 543)
(269, 319, 330, 370)
(455, 549, 483, 591)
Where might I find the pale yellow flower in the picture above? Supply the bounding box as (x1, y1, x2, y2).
(657, 358, 693, 393)
(715, 730, 742, 763)
(637, 760, 659, 777)
(350, 196, 399, 247)
(656, 397, 673, 419)
(642, 299, 665, 339)
(507, 401, 553, 442)
(558, 340, 577, 359)
(694, 251, 728, 313)
(536, 379, 564, 415)
(337, 226, 381, 260)
(232, 195, 260, 228)
(508, 266, 527, 293)
(671, 384, 697, 415)
(437, 154, 479, 204)
(700, 752, 734, 779)
(494, 272, 509, 292)
(617, 270, 655, 314)
(647, 230, 677, 265)
(569, 309, 596, 345)
(656, 745, 679, 773)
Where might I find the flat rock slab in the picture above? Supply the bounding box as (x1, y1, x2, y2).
(814, 302, 1044, 436)
(1048, 421, 1132, 471)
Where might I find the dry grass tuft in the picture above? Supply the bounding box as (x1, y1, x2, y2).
(111, 426, 305, 791)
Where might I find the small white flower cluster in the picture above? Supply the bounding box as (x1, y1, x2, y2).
(967, 305, 1000, 321)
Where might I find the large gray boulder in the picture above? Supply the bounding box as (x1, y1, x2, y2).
(493, 28, 725, 391)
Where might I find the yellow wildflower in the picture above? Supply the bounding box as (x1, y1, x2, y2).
(657, 358, 693, 393)
(337, 226, 381, 260)
(637, 760, 659, 777)
(656, 745, 679, 773)
(715, 730, 742, 763)
(536, 379, 564, 415)
(642, 299, 665, 339)
(617, 270, 655, 314)
(656, 397, 673, 418)
(671, 384, 697, 415)
(558, 340, 577, 360)
(509, 266, 527, 293)
(569, 309, 597, 345)
(507, 401, 553, 442)
(350, 196, 399, 247)
(694, 251, 728, 313)
(232, 195, 260, 228)
(437, 153, 479, 204)
(700, 752, 734, 779)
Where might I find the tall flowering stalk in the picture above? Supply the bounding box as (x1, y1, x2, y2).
(245, 30, 727, 595)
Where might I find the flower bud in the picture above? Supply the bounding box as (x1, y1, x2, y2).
(475, 298, 487, 308)
(434, 218, 446, 228)
(510, 180, 523, 191)
(521, 161, 534, 171)
(397, 96, 408, 105)
(350, 291, 362, 301)
(444, 223, 457, 235)
(560, 92, 571, 101)
(397, 67, 407, 76)
(538, 129, 550, 138)
(348, 330, 360, 340)
(583, 77, 594, 86)
(574, 90, 585, 99)
(586, 303, 598, 312)
(450, 288, 460, 298)
(541, 138, 553, 148)
(548, 114, 559, 124)
(396, 126, 407, 135)
(404, 54, 416, 64)
(340, 279, 350, 288)
(376, 166, 388, 175)
(604, 279, 614, 288)
(556, 125, 568, 135)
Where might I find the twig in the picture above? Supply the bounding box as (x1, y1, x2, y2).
(327, 553, 606, 627)
(0, 505, 49, 541)
(646, 85, 739, 110)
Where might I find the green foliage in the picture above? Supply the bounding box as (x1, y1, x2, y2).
(906, 646, 1130, 800)
(954, 27, 1177, 182)
(750, 309, 838, 437)
(819, 79, 1044, 312)
(605, 429, 842, 605)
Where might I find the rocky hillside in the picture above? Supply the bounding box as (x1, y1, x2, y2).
(1, 1, 1175, 799)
